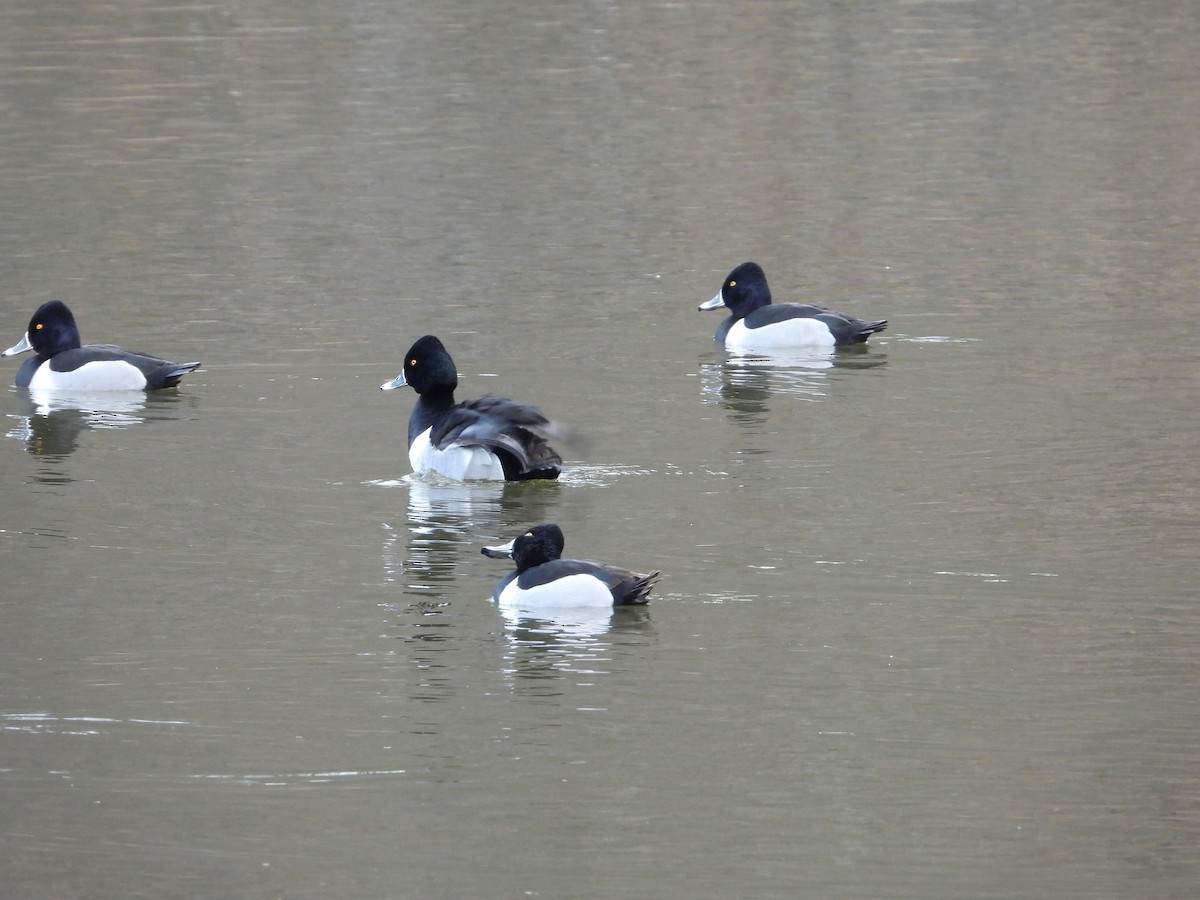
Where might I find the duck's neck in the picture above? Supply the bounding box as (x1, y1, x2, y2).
(737, 294, 770, 319)
(409, 390, 455, 445)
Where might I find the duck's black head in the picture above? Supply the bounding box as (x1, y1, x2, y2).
(381, 334, 459, 396)
(510, 523, 566, 572)
(716, 262, 772, 317)
(26, 300, 83, 359)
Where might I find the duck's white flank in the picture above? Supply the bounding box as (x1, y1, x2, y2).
(497, 573, 616, 608)
(29, 359, 147, 391)
(409, 427, 507, 481)
(725, 317, 836, 350)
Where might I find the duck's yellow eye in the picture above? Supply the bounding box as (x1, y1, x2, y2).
(35, 322, 43, 330)
(408, 358, 417, 366)
(524, 531, 534, 537)
(729, 280, 736, 287)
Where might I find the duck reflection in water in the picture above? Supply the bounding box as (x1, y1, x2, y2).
(699, 346, 886, 429)
(494, 602, 654, 688)
(5, 390, 197, 478)
(8, 390, 147, 453)
(378, 478, 561, 643)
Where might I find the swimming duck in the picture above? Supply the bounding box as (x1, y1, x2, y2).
(482, 523, 659, 607)
(700, 262, 887, 349)
(3, 300, 201, 390)
(380, 334, 570, 481)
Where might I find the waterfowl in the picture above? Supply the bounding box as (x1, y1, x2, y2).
(482, 523, 659, 607)
(380, 334, 570, 481)
(699, 262, 887, 349)
(3, 300, 201, 390)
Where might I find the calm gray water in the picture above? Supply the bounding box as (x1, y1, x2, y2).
(2, 2, 1198, 898)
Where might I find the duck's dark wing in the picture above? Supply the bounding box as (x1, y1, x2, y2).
(746, 304, 887, 345)
(518, 559, 659, 606)
(584, 559, 659, 606)
(741, 303, 830, 326)
(431, 394, 569, 480)
(49, 345, 201, 389)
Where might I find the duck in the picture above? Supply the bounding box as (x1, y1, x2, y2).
(380, 334, 571, 481)
(699, 261, 887, 350)
(3, 300, 201, 390)
(481, 523, 659, 607)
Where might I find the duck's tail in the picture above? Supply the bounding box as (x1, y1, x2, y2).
(156, 361, 202, 389)
(855, 319, 888, 342)
(618, 570, 661, 606)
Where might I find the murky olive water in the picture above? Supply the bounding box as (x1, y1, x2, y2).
(2, 2, 1198, 897)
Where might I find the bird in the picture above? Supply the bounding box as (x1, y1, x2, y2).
(699, 261, 887, 349)
(380, 334, 571, 481)
(481, 523, 659, 607)
(3, 300, 201, 390)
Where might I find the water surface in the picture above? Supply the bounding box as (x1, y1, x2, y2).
(2, 2, 1198, 897)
